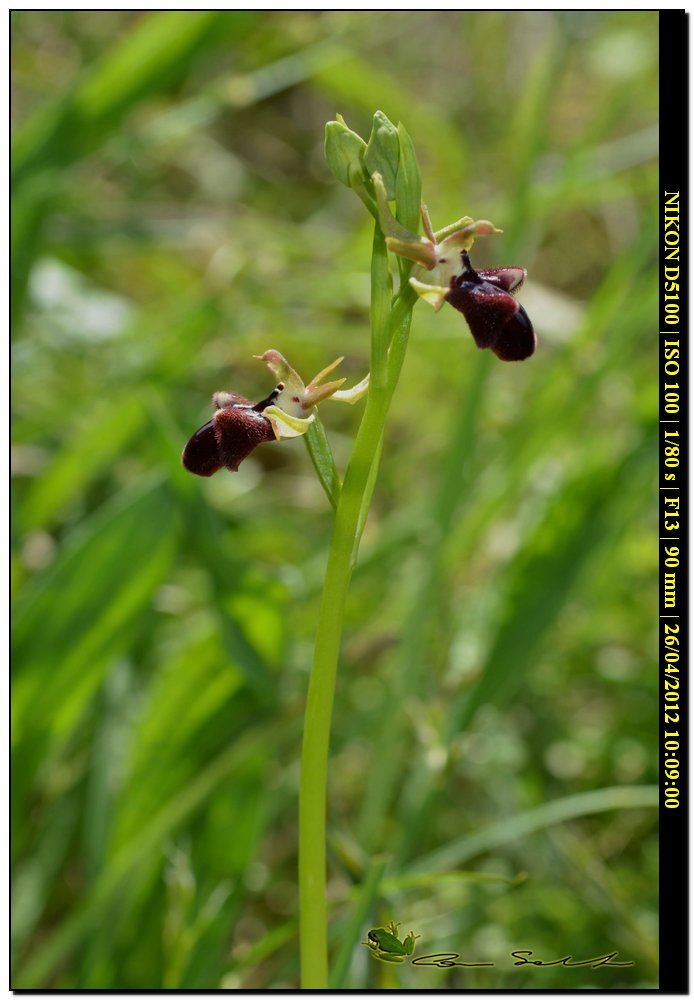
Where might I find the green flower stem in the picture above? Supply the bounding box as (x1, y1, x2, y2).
(299, 273, 416, 989)
(369, 225, 391, 388)
(299, 391, 388, 988)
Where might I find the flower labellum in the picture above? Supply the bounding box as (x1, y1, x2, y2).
(445, 251, 536, 362)
(182, 387, 280, 476)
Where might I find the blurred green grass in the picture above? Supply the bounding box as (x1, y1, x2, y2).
(12, 10, 658, 989)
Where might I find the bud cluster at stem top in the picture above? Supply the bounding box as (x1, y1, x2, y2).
(324, 112, 536, 363)
(324, 110, 421, 232)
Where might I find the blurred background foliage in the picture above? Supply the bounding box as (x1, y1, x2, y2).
(11, 10, 658, 990)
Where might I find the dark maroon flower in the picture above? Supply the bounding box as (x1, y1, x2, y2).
(444, 251, 536, 362)
(372, 178, 536, 363)
(182, 351, 369, 476)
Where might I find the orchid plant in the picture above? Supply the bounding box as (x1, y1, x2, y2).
(183, 111, 535, 989)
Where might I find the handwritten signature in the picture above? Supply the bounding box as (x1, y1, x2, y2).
(411, 950, 634, 970)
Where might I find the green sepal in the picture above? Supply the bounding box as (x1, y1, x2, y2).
(434, 217, 501, 243)
(437, 220, 502, 249)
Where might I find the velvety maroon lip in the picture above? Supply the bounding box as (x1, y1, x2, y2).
(444, 251, 536, 362)
(182, 392, 277, 476)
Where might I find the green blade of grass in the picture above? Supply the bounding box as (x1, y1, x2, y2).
(12, 11, 255, 186)
(13, 479, 179, 750)
(453, 442, 653, 734)
(13, 725, 284, 988)
(19, 395, 148, 533)
(407, 785, 658, 876)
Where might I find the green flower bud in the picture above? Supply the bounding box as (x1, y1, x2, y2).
(364, 110, 400, 200)
(324, 114, 368, 189)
